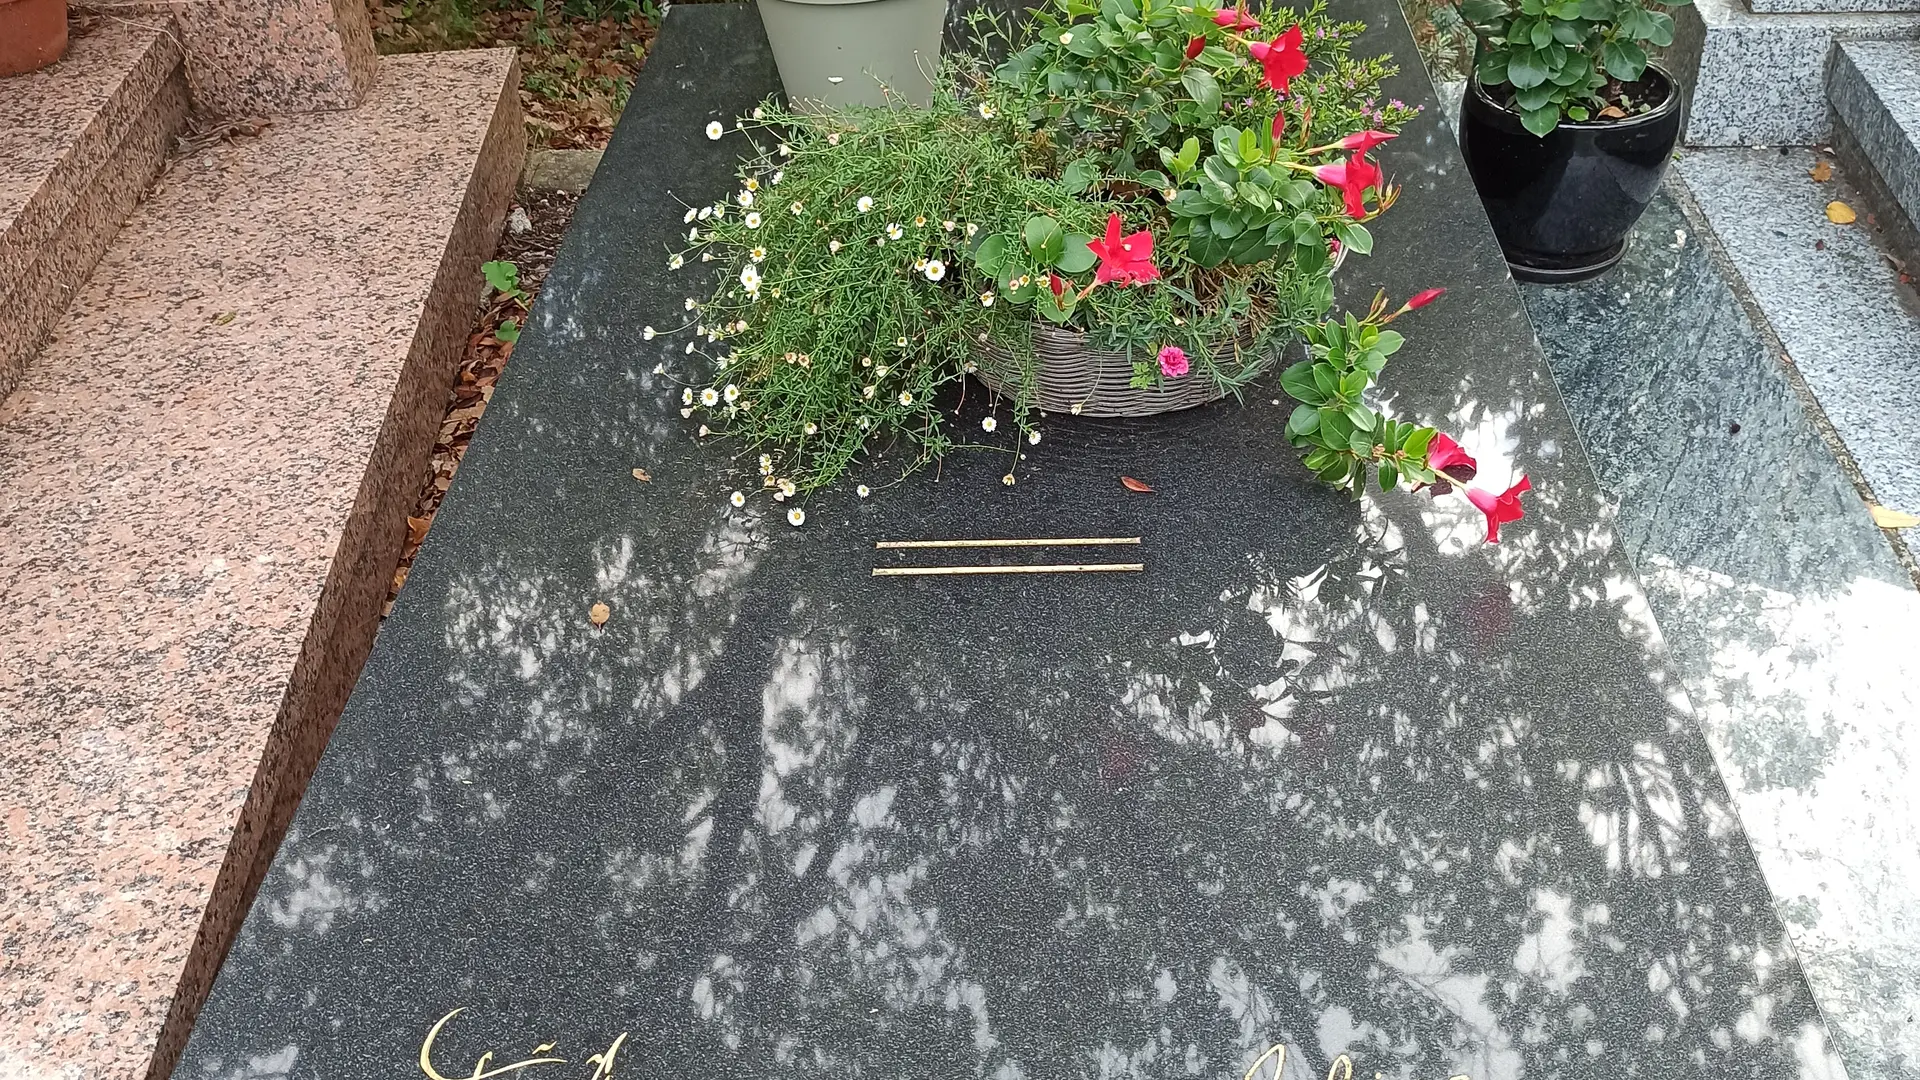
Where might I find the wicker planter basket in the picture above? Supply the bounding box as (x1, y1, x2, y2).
(972, 322, 1275, 418)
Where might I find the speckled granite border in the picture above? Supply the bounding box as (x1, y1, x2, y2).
(0, 25, 187, 400)
(0, 48, 522, 1080)
(78, 0, 376, 115)
(1685, 0, 1920, 146)
(1829, 42, 1920, 228)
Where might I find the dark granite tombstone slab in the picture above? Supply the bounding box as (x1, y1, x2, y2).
(176, 6, 1842, 1080)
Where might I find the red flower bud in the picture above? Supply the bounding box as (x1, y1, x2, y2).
(1337, 130, 1397, 153)
(1406, 287, 1445, 310)
(1049, 273, 1065, 299)
(1270, 112, 1286, 142)
(1185, 35, 1206, 60)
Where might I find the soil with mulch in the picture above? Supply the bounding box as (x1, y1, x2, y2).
(370, 2, 657, 150)
(385, 188, 580, 615)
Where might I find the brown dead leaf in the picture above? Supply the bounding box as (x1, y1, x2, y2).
(1826, 201, 1857, 224)
(1120, 476, 1154, 493)
(589, 602, 611, 626)
(406, 515, 431, 546)
(631, 468, 652, 482)
(1810, 159, 1833, 182)
(1869, 504, 1920, 529)
(1598, 105, 1627, 119)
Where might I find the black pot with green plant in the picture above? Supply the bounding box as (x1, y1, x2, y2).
(1451, 0, 1689, 282)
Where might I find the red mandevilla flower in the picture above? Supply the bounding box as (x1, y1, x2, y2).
(1466, 477, 1531, 543)
(1048, 273, 1066, 299)
(1212, 5, 1260, 29)
(1185, 35, 1206, 60)
(1270, 112, 1286, 142)
(1338, 130, 1397, 153)
(1247, 25, 1307, 94)
(1087, 213, 1160, 286)
(1311, 153, 1383, 218)
(1406, 287, 1445, 310)
(1425, 432, 1477, 483)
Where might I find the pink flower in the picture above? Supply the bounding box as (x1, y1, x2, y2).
(1158, 346, 1190, 378)
(1212, 5, 1260, 29)
(1406, 287, 1445, 310)
(1466, 477, 1531, 543)
(1247, 25, 1307, 94)
(1087, 213, 1160, 286)
(1311, 153, 1383, 218)
(1337, 130, 1396, 153)
(1426, 432, 1477, 483)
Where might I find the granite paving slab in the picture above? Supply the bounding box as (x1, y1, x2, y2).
(1522, 189, 1920, 1080)
(178, 7, 1847, 1079)
(0, 49, 521, 1080)
(1829, 41, 1920, 231)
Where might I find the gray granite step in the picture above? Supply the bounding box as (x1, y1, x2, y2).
(1676, 147, 1920, 514)
(1678, 0, 1920, 145)
(1829, 41, 1920, 235)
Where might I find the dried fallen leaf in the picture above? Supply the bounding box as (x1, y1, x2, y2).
(589, 602, 611, 625)
(1826, 200, 1857, 224)
(631, 467, 651, 482)
(1810, 159, 1832, 182)
(1598, 105, 1627, 120)
(1120, 476, 1154, 493)
(1869, 504, 1920, 529)
(406, 515, 431, 546)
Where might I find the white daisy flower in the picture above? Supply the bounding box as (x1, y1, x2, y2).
(724, 384, 740, 403)
(644, 325, 657, 339)
(964, 360, 977, 372)
(924, 259, 946, 282)
(773, 490, 786, 501)
(759, 453, 774, 474)
(737, 190, 754, 207)
(895, 336, 909, 348)
(858, 484, 871, 497)
(730, 490, 747, 507)
(778, 479, 797, 497)
(683, 388, 694, 404)
(680, 407, 694, 418)
(861, 357, 873, 367)
(863, 385, 876, 398)
(965, 222, 980, 237)
(982, 416, 997, 432)
(787, 507, 806, 527)
(710, 203, 725, 217)
(914, 257, 929, 272)
(829, 240, 843, 253)
(751, 246, 767, 262)
(978, 103, 996, 119)
(669, 253, 684, 269)
(914, 215, 927, 228)
(686, 342, 696, 353)
(706, 121, 724, 139)
(772, 170, 784, 185)
(687, 228, 700, 242)
(683, 207, 698, 223)
(744, 212, 763, 230)
(898, 391, 914, 406)
(732, 320, 748, 332)
(885, 223, 904, 240)
(752, 106, 766, 119)
(686, 297, 699, 310)
(943, 219, 957, 231)
(652, 362, 666, 375)
(858, 417, 871, 430)
(790, 200, 804, 215)
(857, 196, 874, 213)
(778, 142, 792, 156)
(803, 422, 818, 435)
(744, 177, 760, 191)
(1003, 473, 1017, 485)
(768, 287, 781, 298)
(701, 252, 713, 262)
(740, 265, 762, 292)
(1028, 430, 1042, 444)
(827, 133, 841, 145)
(700, 388, 720, 406)
(698, 206, 712, 220)
(980, 291, 995, 306)
(1071, 402, 1084, 415)
(698, 424, 712, 436)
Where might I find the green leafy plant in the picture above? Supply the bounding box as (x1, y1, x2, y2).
(1455, 0, 1689, 135)
(483, 259, 525, 343)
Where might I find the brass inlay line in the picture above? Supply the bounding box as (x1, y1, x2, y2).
(874, 536, 1142, 549)
(872, 562, 1145, 577)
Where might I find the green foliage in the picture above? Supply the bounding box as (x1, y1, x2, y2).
(1280, 303, 1440, 498)
(483, 259, 526, 301)
(1458, 0, 1688, 134)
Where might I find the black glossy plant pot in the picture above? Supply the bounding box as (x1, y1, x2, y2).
(1459, 64, 1684, 284)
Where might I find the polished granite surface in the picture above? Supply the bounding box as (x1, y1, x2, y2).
(1523, 186, 1920, 1080)
(177, 7, 1843, 1078)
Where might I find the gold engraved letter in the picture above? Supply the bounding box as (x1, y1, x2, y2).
(1244, 1044, 1287, 1080)
(419, 1008, 569, 1080)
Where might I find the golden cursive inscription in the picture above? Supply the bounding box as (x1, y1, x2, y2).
(420, 1008, 626, 1080)
(1243, 1043, 1471, 1080)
